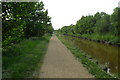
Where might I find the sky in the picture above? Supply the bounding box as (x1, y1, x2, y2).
(42, 0, 119, 30)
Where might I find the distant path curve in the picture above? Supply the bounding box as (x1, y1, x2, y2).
(39, 34, 93, 78)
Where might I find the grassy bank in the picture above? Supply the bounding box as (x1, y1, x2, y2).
(2, 34, 51, 78)
(56, 34, 118, 79)
(75, 33, 119, 44)
(62, 33, 119, 45)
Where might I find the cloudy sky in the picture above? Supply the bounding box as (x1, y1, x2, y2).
(42, 0, 119, 30)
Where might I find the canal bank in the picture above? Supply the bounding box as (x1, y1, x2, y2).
(57, 34, 119, 78)
(63, 34, 120, 47)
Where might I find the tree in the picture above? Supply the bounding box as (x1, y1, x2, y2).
(110, 7, 120, 36)
(2, 2, 54, 51)
(95, 13, 111, 34)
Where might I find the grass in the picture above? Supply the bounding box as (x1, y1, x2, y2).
(81, 33, 119, 43)
(2, 34, 51, 78)
(56, 34, 118, 79)
(69, 33, 119, 44)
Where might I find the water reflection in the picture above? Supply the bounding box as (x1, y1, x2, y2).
(64, 36, 119, 74)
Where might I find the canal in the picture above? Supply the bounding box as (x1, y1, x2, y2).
(64, 35, 119, 74)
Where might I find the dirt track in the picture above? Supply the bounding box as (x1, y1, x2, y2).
(39, 34, 93, 78)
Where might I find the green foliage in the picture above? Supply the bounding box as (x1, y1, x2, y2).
(95, 13, 110, 34)
(110, 8, 120, 36)
(2, 2, 54, 52)
(2, 35, 51, 78)
(2, 1, 54, 78)
(57, 7, 120, 43)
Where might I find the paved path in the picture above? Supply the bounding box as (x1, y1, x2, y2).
(39, 35, 93, 78)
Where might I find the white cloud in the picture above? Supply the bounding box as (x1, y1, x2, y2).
(42, 0, 119, 30)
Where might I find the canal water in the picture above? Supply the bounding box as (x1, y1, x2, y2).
(64, 35, 119, 74)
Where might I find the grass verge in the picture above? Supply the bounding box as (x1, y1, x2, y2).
(2, 34, 51, 78)
(65, 33, 119, 44)
(57, 34, 118, 79)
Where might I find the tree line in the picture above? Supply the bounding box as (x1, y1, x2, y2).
(2, 2, 54, 51)
(57, 7, 120, 44)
